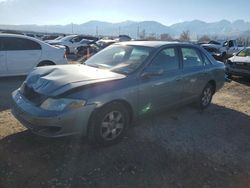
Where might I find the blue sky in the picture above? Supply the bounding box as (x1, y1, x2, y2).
(0, 0, 250, 25)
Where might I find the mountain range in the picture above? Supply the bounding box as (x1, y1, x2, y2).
(1, 19, 250, 38)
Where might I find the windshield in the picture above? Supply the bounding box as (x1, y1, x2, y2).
(85, 44, 153, 74)
(54, 36, 64, 40)
(60, 35, 77, 41)
(208, 40, 221, 45)
(237, 48, 250, 57)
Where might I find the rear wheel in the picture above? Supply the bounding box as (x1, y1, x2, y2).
(88, 102, 129, 146)
(199, 83, 214, 109)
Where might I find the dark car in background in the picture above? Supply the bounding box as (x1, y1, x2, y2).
(11, 41, 225, 146)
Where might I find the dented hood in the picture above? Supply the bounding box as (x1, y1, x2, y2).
(25, 64, 126, 96)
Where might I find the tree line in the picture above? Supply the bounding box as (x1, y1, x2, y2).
(139, 30, 250, 46)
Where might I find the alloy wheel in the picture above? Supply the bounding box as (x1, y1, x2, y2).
(100, 111, 124, 141)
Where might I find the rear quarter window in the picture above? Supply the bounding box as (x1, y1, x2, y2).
(3, 37, 41, 51)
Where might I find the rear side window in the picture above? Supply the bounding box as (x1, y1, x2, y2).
(3, 37, 41, 51)
(150, 48, 179, 70)
(181, 47, 203, 68)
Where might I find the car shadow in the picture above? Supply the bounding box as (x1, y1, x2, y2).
(0, 104, 250, 188)
(0, 76, 26, 112)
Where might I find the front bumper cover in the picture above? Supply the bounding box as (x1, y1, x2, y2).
(11, 90, 96, 137)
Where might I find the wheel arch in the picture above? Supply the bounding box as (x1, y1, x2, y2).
(87, 99, 134, 134)
(208, 80, 216, 94)
(37, 60, 55, 67)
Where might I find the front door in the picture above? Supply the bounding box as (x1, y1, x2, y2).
(138, 47, 183, 114)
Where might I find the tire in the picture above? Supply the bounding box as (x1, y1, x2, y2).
(199, 83, 214, 109)
(37, 61, 55, 67)
(88, 102, 130, 146)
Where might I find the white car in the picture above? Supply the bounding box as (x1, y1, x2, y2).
(47, 35, 99, 54)
(0, 34, 68, 77)
(47, 35, 88, 54)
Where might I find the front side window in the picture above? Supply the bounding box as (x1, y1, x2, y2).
(3, 37, 41, 51)
(150, 48, 179, 70)
(228, 41, 234, 48)
(85, 44, 153, 74)
(72, 36, 84, 43)
(181, 47, 203, 68)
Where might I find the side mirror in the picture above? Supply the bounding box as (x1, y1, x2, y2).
(141, 69, 164, 78)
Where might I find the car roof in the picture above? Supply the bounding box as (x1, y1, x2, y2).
(0, 33, 40, 41)
(0, 33, 51, 46)
(0, 33, 28, 38)
(116, 41, 184, 48)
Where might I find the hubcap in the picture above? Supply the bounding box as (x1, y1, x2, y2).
(201, 87, 212, 106)
(100, 111, 124, 141)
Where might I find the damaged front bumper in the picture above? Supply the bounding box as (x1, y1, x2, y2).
(11, 90, 96, 137)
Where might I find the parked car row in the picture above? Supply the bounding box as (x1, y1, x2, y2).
(45, 35, 99, 54)
(200, 39, 250, 78)
(200, 39, 244, 61)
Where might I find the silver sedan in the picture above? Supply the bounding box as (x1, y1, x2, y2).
(12, 41, 225, 146)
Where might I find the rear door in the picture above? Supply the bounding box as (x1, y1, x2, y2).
(180, 46, 207, 101)
(0, 37, 7, 75)
(4, 37, 42, 75)
(139, 47, 183, 113)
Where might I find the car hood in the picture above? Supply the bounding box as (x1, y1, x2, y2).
(25, 64, 126, 97)
(229, 56, 250, 63)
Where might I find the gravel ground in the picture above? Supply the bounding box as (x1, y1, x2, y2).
(0, 76, 249, 188)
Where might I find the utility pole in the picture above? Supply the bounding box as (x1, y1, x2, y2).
(71, 22, 74, 34)
(96, 26, 99, 36)
(137, 25, 140, 39)
(118, 26, 121, 35)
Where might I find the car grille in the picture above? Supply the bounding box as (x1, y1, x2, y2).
(20, 83, 47, 105)
(233, 62, 250, 71)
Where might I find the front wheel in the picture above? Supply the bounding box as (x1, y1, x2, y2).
(87, 102, 130, 146)
(199, 83, 214, 109)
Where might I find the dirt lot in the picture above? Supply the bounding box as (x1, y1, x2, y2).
(0, 76, 249, 188)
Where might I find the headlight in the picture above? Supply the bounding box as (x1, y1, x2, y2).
(40, 98, 86, 111)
